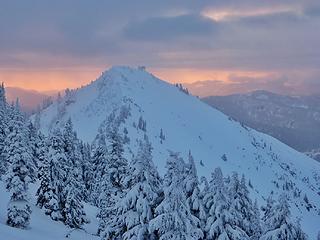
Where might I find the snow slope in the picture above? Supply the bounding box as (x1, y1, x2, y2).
(37, 66, 320, 238)
(0, 182, 99, 240)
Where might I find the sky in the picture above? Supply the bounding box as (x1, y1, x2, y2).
(0, 0, 320, 96)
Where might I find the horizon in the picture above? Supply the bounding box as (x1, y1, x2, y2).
(1, 1, 319, 96)
(3, 66, 320, 99)
(3, 65, 320, 113)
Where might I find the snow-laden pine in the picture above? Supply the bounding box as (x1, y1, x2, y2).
(98, 127, 129, 237)
(102, 137, 162, 239)
(5, 104, 36, 229)
(185, 151, 206, 227)
(36, 120, 87, 228)
(149, 152, 203, 240)
(0, 83, 8, 177)
(203, 168, 248, 239)
(260, 194, 307, 240)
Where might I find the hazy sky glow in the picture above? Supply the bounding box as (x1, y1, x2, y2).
(0, 0, 319, 95)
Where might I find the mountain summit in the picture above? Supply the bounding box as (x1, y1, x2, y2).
(37, 66, 320, 238)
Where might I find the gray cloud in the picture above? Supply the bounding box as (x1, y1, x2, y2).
(123, 14, 218, 41)
(0, 0, 319, 95)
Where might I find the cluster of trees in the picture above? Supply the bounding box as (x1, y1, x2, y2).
(0, 84, 89, 229)
(95, 146, 307, 240)
(0, 83, 37, 229)
(0, 83, 308, 239)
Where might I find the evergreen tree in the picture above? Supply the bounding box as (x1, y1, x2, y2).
(261, 195, 276, 224)
(26, 121, 41, 170)
(293, 219, 308, 240)
(159, 128, 165, 143)
(35, 132, 48, 179)
(33, 106, 41, 131)
(228, 173, 255, 238)
(79, 142, 93, 203)
(103, 137, 162, 239)
(61, 119, 87, 228)
(36, 128, 66, 221)
(0, 82, 6, 107)
(251, 200, 262, 240)
(91, 128, 108, 207)
(138, 116, 146, 131)
(260, 194, 307, 240)
(62, 118, 77, 163)
(0, 82, 8, 177)
(37, 122, 88, 228)
(5, 108, 36, 228)
(149, 152, 203, 240)
(185, 151, 206, 227)
(63, 170, 88, 228)
(203, 168, 249, 240)
(98, 128, 128, 235)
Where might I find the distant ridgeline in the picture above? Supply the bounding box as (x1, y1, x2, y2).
(203, 91, 320, 162)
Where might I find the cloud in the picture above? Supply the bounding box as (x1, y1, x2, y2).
(184, 74, 292, 97)
(304, 3, 320, 17)
(0, 0, 319, 95)
(185, 70, 320, 97)
(123, 14, 218, 41)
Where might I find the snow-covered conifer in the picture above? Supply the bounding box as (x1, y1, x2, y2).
(91, 128, 108, 206)
(185, 151, 206, 227)
(149, 152, 203, 240)
(261, 194, 276, 224)
(203, 168, 249, 240)
(260, 194, 307, 240)
(251, 200, 262, 240)
(63, 171, 88, 228)
(36, 128, 66, 221)
(0, 82, 8, 177)
(61, 119, 87, 228)
(0, 82, 6, 106)
(98, 127, 128, 235)
(5, 109, 36, 228)
(26, 121, 41, 170)
(79, 142, 93, 202)
(159, 128, 165, 143)
(102, 137, 162, 239)
(228, 173, 255, 237)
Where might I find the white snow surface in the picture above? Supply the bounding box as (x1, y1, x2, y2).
(0, 182, 99, 240)
(33, 66, 320, 238)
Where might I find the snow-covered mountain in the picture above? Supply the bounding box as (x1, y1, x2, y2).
(203, 91, 320, 161)
(36, 66, 320, 238)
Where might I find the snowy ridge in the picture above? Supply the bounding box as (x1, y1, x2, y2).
(37, 66, 320, 238)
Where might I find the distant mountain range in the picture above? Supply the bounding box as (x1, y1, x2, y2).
(203, 90, 320, 161)
(5, 87, 59, 113)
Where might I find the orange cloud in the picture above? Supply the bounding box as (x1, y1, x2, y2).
(0, 68, 101, 92)
(152, 68, 269, 84)
(0, 67, 271, 93)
